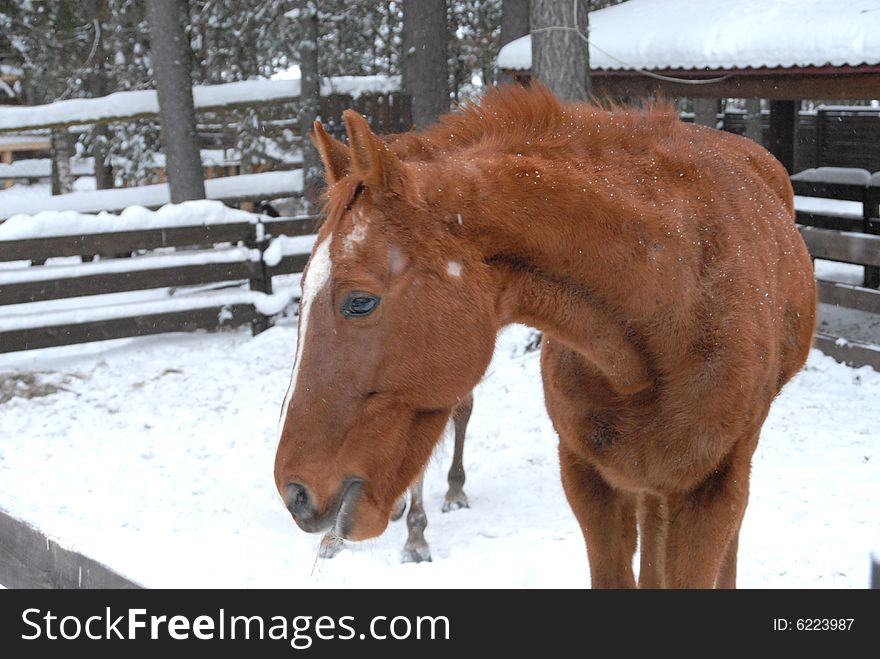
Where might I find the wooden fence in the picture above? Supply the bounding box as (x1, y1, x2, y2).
(685, 107, 880, 173)
(0, 214, 318, 353)
(792, 167, 880, 370)
(2, 177, 879, 371)
(0, 508, 141, 588)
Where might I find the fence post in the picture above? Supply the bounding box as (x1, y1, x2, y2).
(865, 179, 880, 289)
(247, 219, 273, 335)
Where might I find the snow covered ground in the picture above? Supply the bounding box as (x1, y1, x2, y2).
(0, 321, 877, 589)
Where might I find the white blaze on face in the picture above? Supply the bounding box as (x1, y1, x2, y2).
(447, 261, 462, 278)
(278, 236, 333, 436)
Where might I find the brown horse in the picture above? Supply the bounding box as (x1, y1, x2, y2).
(318, 392, 472, 563)
(274, 83, 816, 588)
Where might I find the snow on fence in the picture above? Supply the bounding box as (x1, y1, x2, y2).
(0, 75, 401, 133)
(0, 169, 303, 219)
(0, 201, 318, 353)
(0, 157, 94, 180)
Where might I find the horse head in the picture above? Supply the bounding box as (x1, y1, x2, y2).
(274, 111, 499, 541)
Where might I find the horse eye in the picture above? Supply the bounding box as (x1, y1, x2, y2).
(341, 293, 380, 318)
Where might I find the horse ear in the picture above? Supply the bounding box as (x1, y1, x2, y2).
(310, 120, 350, 185)
(342, 109, 404, 191)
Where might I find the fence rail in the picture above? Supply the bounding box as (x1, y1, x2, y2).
(1, 190, 878, 371)
(0, 214, 318, 354)
(791, 167, 880, 369)
(0, 508, 141, 588)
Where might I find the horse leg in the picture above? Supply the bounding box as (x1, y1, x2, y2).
(637, 493, 667, 589)
(443, 392, 473, 512)
(559, 444, 637, 588)
(716, 461, 750, 588)
(716, 524, 742, 589)
(402, 471, 431, 563)
(663, 442, 752, 588)
(318, 532, 344, 559)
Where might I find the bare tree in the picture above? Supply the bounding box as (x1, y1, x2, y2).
(499, 0, 529, 84)
(501, 0, 530, 47)
(50, 129, 74, 195)
(84, 0, 114, 189)
(297, 1, 321, 212)
(145, 0, 205, 202)
(402, 0, 449, 130)
(530, 0, 589, 101)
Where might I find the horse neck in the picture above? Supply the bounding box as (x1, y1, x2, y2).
(436, 155, 653, 395)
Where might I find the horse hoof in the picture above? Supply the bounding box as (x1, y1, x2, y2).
(442, 492, 469, 512)
(402, 546, 432, 563)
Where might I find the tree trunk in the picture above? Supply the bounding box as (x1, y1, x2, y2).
(402, 0, 449, 130)
(499, 0, 530, 84)
(145, 0, 205, 202)
(298, 2, 321, 213)
(530, 0, 589, 101)
(744, 98, 763, 144)
(502, 0, 530, 47)
(85, 0, 114, 189)
(693, 98, 718, 128)
(50, 129, 74, 195)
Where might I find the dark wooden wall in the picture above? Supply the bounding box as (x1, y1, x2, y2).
(690, 108, 880, 173)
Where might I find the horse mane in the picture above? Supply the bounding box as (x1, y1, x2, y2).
(386, 82, 681, 162)
(318, 84, 684, 225)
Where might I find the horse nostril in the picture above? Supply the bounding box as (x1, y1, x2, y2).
(285, 482, 315, 521)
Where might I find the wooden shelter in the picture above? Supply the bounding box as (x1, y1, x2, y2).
(498, 0, 880, 173)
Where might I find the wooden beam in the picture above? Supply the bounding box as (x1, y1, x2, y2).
(0, 261, 261, 306)
(1, 149, 10, 190)
(588, 70, 880, 101)
(769, 100, 796, 173)
(791, 179, 868, 203)
(0, 139, 51, 151)
(816, 279, 880, 314)
(0, 508, 141, 588)
(267, 253, 310, 278)
(0, 223, 254, 263)
(798, 225, 880, 267)
(813, 332, 880, 372)
(261, 216, 320, 238)
(0, 304, 257, 353)
(794, 212, 865, 233)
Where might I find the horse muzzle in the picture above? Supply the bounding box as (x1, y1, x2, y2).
(284, 477, 364, 536)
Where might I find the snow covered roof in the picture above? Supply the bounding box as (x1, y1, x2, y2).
(498, 0, 880, 72)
